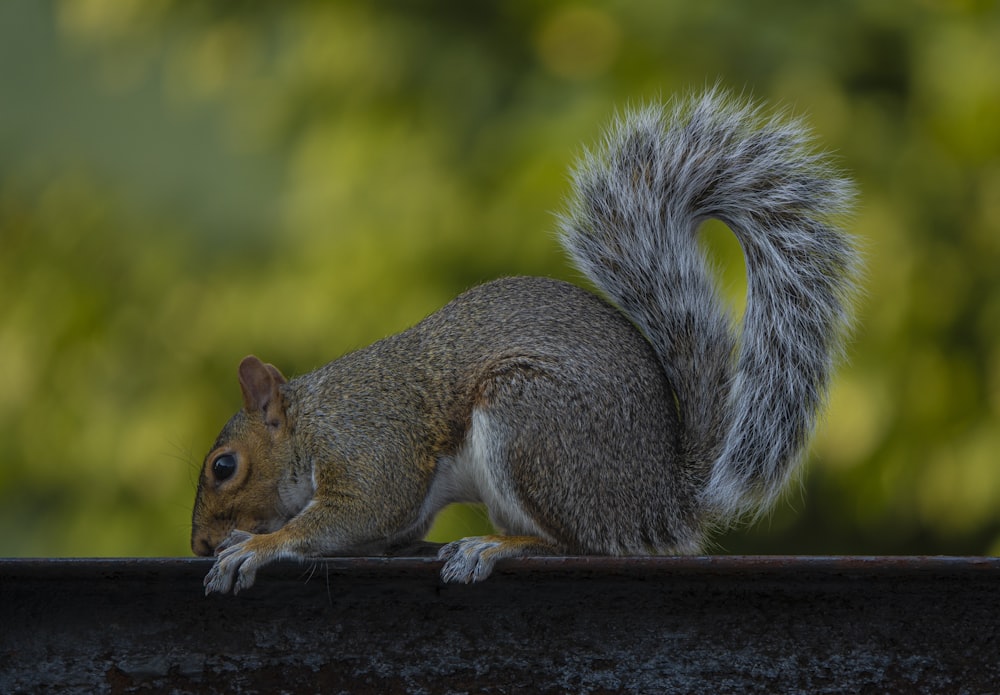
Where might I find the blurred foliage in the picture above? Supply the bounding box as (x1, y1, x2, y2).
(1, 0, 999, 557)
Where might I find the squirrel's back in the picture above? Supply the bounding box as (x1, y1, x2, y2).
(287, 275, 702, 554)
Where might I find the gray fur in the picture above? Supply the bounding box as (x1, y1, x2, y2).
(559, 89, 860, 520)
(195, 89, 861, 592)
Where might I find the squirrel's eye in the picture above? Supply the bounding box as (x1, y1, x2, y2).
(212, 454, 237, 482)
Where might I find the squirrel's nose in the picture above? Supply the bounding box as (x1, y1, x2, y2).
(192, 535, 216, 557)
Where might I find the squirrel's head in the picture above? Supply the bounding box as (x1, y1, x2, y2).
(191, 355, 313, 557)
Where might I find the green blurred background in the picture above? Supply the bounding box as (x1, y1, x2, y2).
(1, 0, 998, 558)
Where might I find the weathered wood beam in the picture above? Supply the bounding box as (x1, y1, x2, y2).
(2, 556, 997, 693)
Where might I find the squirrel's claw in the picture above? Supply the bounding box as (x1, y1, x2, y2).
(204, 530, 260, 595)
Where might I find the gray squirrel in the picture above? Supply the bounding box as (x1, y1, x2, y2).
(192, 90, 859, 594)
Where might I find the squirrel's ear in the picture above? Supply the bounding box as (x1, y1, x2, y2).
(238, 355, 288, 429)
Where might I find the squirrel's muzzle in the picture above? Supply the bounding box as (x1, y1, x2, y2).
(192, 533, 216, 557)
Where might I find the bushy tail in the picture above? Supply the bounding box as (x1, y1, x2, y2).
(558, 90, 859, 519)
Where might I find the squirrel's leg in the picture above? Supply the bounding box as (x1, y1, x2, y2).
(434, 405, 566, 584)
(437, 535, 562, 583)
(204, 491, 417, 595)
(203, 524, 314, 596)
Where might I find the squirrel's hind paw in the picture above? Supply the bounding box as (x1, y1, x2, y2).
(437, 535, 559, 584)
(438, 536, 503, 583)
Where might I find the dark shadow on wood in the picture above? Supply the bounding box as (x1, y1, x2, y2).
(2, 556, 998, 693)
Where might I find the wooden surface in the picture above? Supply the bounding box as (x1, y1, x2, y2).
(2, 556, 998, 693)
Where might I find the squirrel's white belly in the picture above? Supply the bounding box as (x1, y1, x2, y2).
(426, 409, 552, 540)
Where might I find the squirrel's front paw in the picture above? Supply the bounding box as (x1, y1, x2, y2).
(204, 530, 264, 596)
